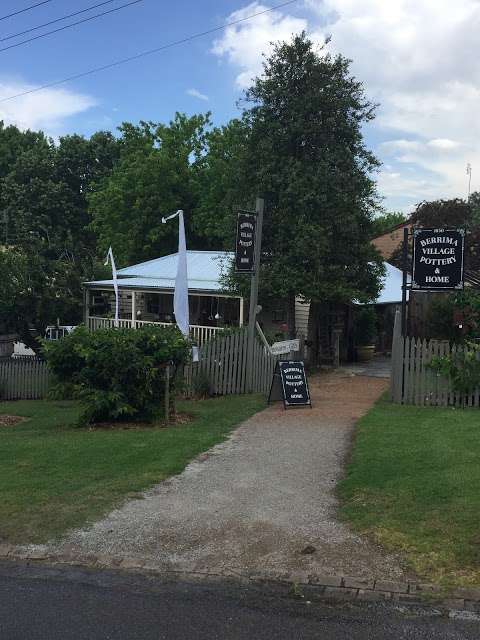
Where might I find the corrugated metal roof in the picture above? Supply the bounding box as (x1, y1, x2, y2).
(376, 262, 410, 304)
(118, 251, 233, 280)
(86, 276, 225, 292)
(465, 270, 480, 288)
(356, 262, 409, 305)
(86, 250, 234, 292)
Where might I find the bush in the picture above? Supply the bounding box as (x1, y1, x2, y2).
(430, 341, 480, 395)
(426, 290, 480, 342)
(43, 325, 189, 424)
(353, 306, 377, 346)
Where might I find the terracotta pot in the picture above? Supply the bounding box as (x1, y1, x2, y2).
(356, 345, 375, 362)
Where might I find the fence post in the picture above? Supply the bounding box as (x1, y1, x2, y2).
(332, 329, 341, 368)
(164, 364, 170, 423)
(391, 309, 404, 403)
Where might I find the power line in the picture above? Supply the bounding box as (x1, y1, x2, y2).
(0, 0, 143, 53)
(0, 0, 299, 102)
(1, 0, 118, 43)
(0, 0, 52, 22)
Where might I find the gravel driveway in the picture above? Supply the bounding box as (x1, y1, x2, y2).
(37, 371, 407, 581)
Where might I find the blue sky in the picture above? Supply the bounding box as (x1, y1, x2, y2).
(1, 0, 478, 213)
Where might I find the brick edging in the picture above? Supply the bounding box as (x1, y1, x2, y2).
(0, 544, 479, 614)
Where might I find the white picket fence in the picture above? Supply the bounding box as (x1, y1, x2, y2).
(390, 310, 480, 407)
(87, 316, 223, 345)
(0, 357, 51, 400)
(184, 328, 297, 396)
(0, 328, 302, 402)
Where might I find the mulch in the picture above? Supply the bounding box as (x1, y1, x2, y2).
(0, 415, 25, 427)
(88, 412, 193, 431)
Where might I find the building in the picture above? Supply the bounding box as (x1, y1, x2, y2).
(372, 220, 413, 261)
(84, 250, 310, 345)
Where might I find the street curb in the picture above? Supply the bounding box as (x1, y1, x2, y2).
(1, 545, 479, 615)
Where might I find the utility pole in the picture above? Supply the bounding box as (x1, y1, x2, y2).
(246, 197, 264, 393)
(467, 163, 472, 202)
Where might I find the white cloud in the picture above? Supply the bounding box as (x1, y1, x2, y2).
(186, 88, 209, 102)
(213, 0, 480, 209)
(0, 79, 95, 135)
(211, 2, 307, 88)
(427, 139, 461, 151)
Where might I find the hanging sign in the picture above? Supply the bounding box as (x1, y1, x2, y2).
(412, 228, 465, 290)
(268, 360, 311, 409)
(235, 211, 256, 273)
(269, 339, 300, 355)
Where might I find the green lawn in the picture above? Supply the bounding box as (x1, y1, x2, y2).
(0, 394, 265, 544)
(339, 397, 480, 587)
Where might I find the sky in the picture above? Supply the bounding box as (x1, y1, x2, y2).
(0, 0, 478, 214)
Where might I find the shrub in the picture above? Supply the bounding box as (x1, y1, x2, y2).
(426, 290, 480, 342)
(43, 325, 189, 424)
(430, 341, 480, 395)
(353, 306, 377, 346)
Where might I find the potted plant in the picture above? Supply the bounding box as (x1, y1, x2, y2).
(354, 306, 377, 362)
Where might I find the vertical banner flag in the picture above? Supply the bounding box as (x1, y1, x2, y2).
(162, 210, 190, 337)
(104, 246, 119, 327)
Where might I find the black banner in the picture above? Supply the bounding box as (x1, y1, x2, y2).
(235, 211, 256, 273)
(412, 228, 465, 290)
(268, 360, 311, 409)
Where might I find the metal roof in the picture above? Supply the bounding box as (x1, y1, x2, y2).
(376, 262, 410, 304)
(356, 262, 409, 305)
(86, 250, 235, 293)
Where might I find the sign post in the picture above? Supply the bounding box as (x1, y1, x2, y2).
(268, 360, 312, 409)
(246, 197, 264, 393)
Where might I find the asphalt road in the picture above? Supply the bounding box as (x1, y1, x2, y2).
(0, 562, 478, 640)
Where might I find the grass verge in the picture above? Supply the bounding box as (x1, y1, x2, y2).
(339, 395, 480, 587)
(0, 394, 265, 544)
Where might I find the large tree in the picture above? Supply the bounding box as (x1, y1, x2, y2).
(0, 123, 119, 351)
(227, 33, 384, 335)
(89, 114, 212, 265)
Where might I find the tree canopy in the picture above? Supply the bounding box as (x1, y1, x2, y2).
(0, 123, 119, 351)
(371, 211, 407, 238)
(225, 33, 385, 333)
(1, 32, 393, 348)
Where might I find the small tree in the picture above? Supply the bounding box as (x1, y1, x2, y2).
(44, 325, 189, 424)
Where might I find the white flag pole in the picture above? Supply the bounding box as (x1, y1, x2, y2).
(162, 210, 190, 338)
(104, 246, 119, 327)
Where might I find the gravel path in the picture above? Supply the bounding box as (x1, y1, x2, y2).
(37, 372, 408, 581)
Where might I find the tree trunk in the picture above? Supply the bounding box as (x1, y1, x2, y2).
(286, 292, 296, 338)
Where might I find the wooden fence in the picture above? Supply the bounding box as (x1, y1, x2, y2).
(0, 330, 301, 402)
(390, 310, 480, 407)
(184, 328, 292, 396)
(0, 357, 51, 400)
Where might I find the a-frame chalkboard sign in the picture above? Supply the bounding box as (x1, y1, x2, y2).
(267, 361, 312, 409)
